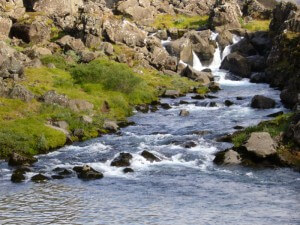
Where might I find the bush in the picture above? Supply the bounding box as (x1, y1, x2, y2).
(41, 54, 68, 70)
(70, 59, 142, 93)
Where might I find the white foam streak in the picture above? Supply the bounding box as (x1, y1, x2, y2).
(192, 51, 204, 71)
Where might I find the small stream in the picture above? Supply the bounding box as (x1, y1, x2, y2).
(0, 35, 299, 225)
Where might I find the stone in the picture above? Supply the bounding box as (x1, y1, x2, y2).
(221, 52, 251, 78)
(123, 168, 134, 173)
(183, 141, 197, 148)
(244, 132, 277, 158)
(225, 100, 234, 107)
(250, 72, 266, 83)
(99, 42, 114, 56)
(163, 90, 180, 98)
(165, 38, 193, 65)
(136, 104, 149, 113)
(80, 115, 93, 124)
(11, 169, 26, 183)
(77, 165, 103, 180)
(42, 90, 69, 107)
(103, 121, 119, 132)
(57, 36, 85, 53)
(267, 111, 284, 118)
(68, 99, 94, 112)
(160, 103, 171, 110)
(0, 17, 12, 38)
(181, 65, 212, 85)
(251, 95, 276, 109)
(8, 152, 37, 167)
(179, 109, 190, 117)
(101, 101, 110, 113)
(9, 84, 34, 102)
(141, 150, 160, 162)
(214, 149, 242, 165)
(111, 153, 133, 167)
(31, 174, 50, 182)
(247, 55, 266, 72)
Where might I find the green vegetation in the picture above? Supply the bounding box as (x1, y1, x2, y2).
(0, 55, 203, 159)
(232, 113, 292, 147)
(152, 14, 209, 29)
(240, 18, 271, 31)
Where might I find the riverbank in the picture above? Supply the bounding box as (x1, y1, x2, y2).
(0, 57, 208, 159)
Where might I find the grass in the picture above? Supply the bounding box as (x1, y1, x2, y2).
(152, 14, 209, 29)
(240, 18, 271, 31)
(0, 56, 203, 159)
(232, 113, 293, 147)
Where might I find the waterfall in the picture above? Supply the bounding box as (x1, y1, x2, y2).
(193, 51, 204, 71)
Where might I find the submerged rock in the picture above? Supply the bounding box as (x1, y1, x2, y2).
(111, 153, 133, 167)
(179, 109, 190, 117)
(123, 168, 134, 173)
(11, 168, 28, 183)
(141, 150, 160, 162)
(31, 174, 50, 182)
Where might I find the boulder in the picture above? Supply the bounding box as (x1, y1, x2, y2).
(251, 95, 276, 109)
(141, 150, 160, 162)
(136, 104, 149, 113)
(160, 103, 171, 110)
(42, 90, 69, 107)
(0, 17, 12, 39)
(30, 0, 83, 16)
(111, 153, 133, 167)
(209, 0, 242, 30)
(68, 99, 94, 112)
(231, 38, 257, 57)
(221, 52, 251, 78)
(11, 169, 26, 183)
(10, 18, 51, 44)
(184, 30, 216, 65)
(98, 42, 114, 56)
(179, 109, 190, 117)
(0, 0, 25, 20)
(224, 100, 234, 107)
(123, 167, 134, 173)
(280, 89, 299, 109)
(216, 30, 233, 50)
(76, 165, 103, 180)
(183, 141, 197, 148)
(250, 72, 266, 83)
(103, 120, 119, 132)
(163, 90, 180, 98)
(214, 149, 242, 165)
(165, 38, 193, 65)
(247, 55, 266, 72)
(8, 152, 37, 167)
(9, 84, 34, 102)
(103, 19, 147, 47)
(31, 173, 50, 182)
(181, 65, 212, 85)
(244, 132, 277, 158)
(81, 115, 93, 124)
(56, 35, 85, 53)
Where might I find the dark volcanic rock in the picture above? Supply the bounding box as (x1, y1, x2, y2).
(141, 150, 160, 162)
(267, 111, 284, 118)
(111, 153, 133, 167)
(250, 72, 267, 83)
(183, 141, 197, 148)
(160, 103, 171, 110)
(251, 95, 276, 109)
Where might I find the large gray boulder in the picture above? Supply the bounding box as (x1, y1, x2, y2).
(29, 0, 84, 16)
(9, 84, 34, 102)
(181, 65, 212, 85)
(244, 132, 277, 158)
(165, 37, 193, 65)
(0, 17, 12, 39)
(56, 35, 85, 53)
(221, 52, 251, 78)
(103, 19, 147, 47)
(209, 0, 242, 31)
(251, 95, 276, 109)
(0, 0, 25, 20)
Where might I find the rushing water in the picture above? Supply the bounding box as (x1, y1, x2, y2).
(0, 35, 299, 225)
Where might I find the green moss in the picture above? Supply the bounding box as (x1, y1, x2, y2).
(152, 14, 209, 29)
(232, 113, 293, 147)
(240, 18, 270, 31)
